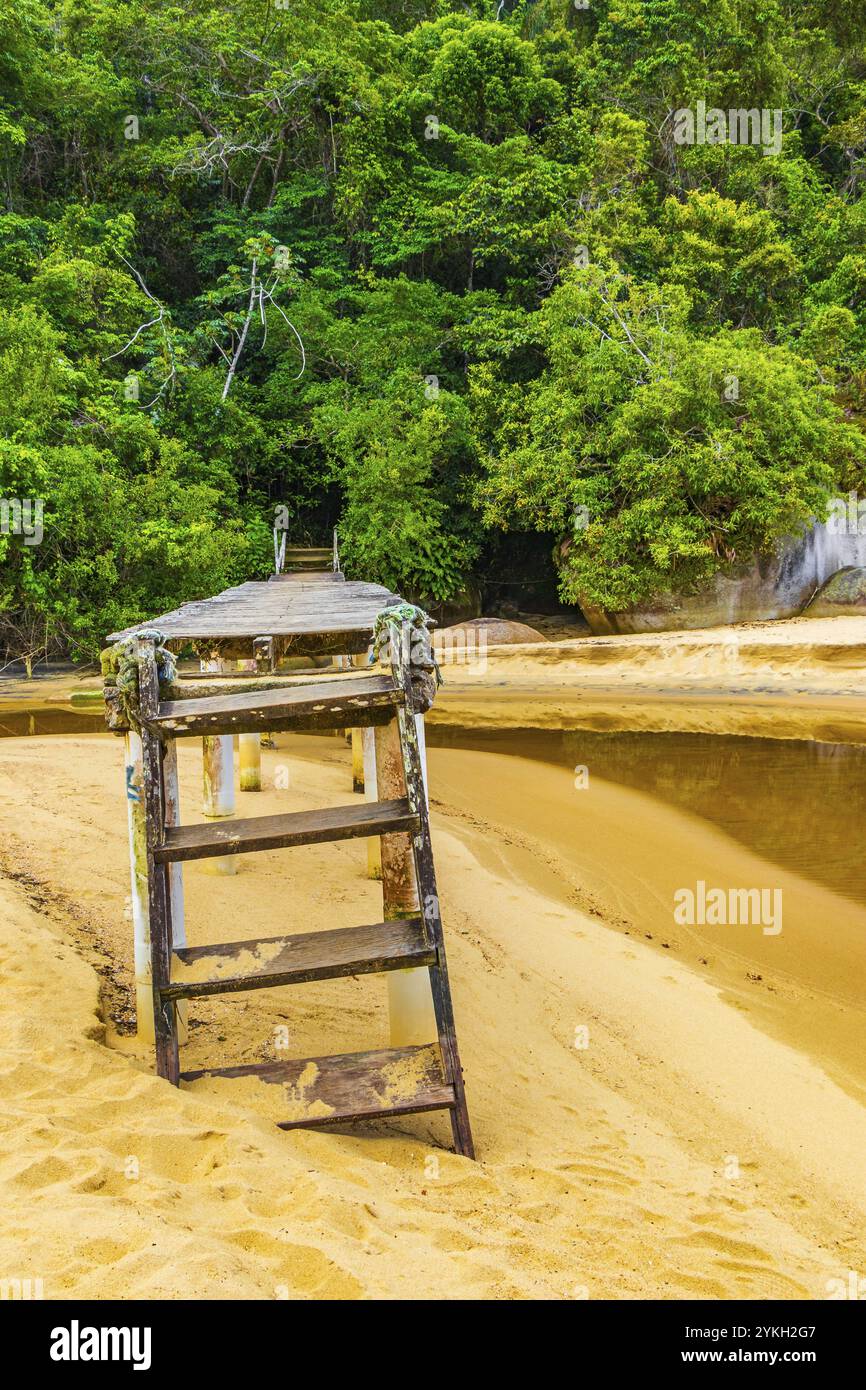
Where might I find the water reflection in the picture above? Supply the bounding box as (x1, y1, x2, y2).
(0, 708, 104, 738)
(427, 727, 866, 910)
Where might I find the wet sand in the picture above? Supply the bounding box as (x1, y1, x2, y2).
(1, 725, 865, 1299)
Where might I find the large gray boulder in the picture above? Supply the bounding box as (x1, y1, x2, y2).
(803, 566, 866, 617)
(436, 617, 546, 648)
(575, 518, 866, 634)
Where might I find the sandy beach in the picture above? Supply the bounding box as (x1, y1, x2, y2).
(6, 0, 866, 1330)
(429, 614, 866, 743)
(1, 686, 865, 1298)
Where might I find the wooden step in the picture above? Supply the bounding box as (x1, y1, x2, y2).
(152, 674, 401, 737)
(162, 917, 434, 999)
(271, 571, 344, 583)
(153, 798, 418, 864)
(181, 1043, 455, 1129)
(282, 548, 333, 562)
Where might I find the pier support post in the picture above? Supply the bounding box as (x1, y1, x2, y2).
(252, 637, 273, 748)
(239, 732, 262, 791)
(375, 716, 436, 1046)
(202, 734, 237, 874)
(351, 727, 365, 794)
(348, 652, 367, 793)
(200, 659, 237, 874)
(363, 727, 381, 880)
(236, 657, 264, 788)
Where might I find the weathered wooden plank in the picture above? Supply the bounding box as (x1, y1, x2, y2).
(111, 612, 392, 638)
(162, 917, 433, 999)
(272, 571, 345, 583)
(180, 1043, 455, 1129)
(154, 797, 418, 863)
(160, 668, 365, 701)
(151, 674, 402, 737)
(281, 547, 332, 560)
(106, 578, 402, 644)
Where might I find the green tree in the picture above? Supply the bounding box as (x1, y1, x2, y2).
(475, 267, 866, 611)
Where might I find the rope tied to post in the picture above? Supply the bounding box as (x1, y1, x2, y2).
(370, 602, 441, 714)
(101, 629, 176, 732)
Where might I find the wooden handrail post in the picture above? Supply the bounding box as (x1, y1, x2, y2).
(374, 714, 436, 1045)
(375, 619, 437, 1046)
(162, 738, 188, 1043)
(135, 636, 179, 1083)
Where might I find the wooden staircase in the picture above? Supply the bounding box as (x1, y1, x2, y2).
(133, 635, 474, 1157)
(272, 528, 342, 582)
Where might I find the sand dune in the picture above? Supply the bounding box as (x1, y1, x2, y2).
(0, 732, 864, 1299)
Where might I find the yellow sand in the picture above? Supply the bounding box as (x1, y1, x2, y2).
(283, 1061, 331, 1122)
(377, 1046, 442, 1107)
(1, 726, 865, 1299)
(171, 941, 286, 984)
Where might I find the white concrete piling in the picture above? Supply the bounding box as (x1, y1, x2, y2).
(202, 734, 237, 875)
(200, 658, 238, 874)
(124, 730, 153, 1042)
(239, 732, 262, 791)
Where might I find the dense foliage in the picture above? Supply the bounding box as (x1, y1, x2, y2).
(2, 0, 866, 661)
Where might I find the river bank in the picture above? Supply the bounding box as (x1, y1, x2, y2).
(428, 613, 866, 742)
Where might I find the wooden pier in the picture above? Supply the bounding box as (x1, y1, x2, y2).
(102, 571, 474, 1156)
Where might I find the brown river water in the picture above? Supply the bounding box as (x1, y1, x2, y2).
(1, 686, 864, 913)
(425, 726, 866, 912)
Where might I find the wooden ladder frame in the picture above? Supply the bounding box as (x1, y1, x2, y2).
(390, 632, 474, 1157)
(132, 630, 474, 1157)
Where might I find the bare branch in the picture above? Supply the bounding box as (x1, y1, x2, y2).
(260, 280, 305, 378)
(222, 257, 259, 400)
(103, 257, 177, 408)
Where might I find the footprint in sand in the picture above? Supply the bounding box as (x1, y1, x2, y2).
(514, 1201, 564, 1224)
(265, 1240, 363, 1298)
(76, 1236, 130, 1264)
(674, 1229, 811, 1299)
(681, 1228, 783, 1262)
(714, 1262, 810, 1299)
(432, 1227, 479, 1253)
(11, 1154, 74, 1188)
(556, 1160, 637, 1192)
